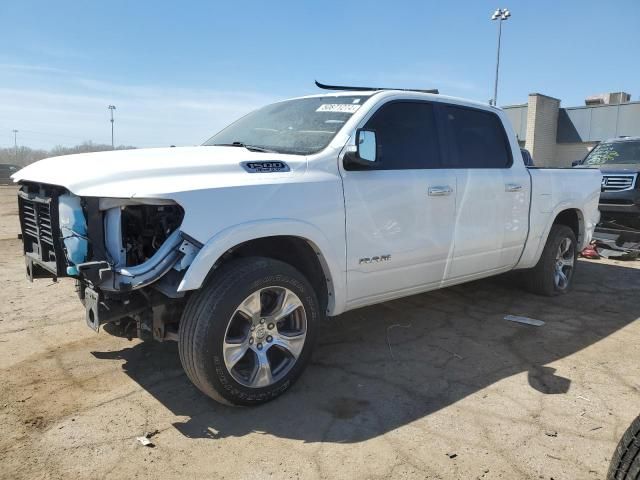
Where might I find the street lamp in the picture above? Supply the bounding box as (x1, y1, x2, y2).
(108, 105, 116, 149)
(490, 7, 511, 106)
(12, 129, 18, 161)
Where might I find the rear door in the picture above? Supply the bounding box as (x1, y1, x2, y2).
(439, 104, 529, 280)
(341, 100, 457, 306)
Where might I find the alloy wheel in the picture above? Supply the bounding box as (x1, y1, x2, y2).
(554, 237, 575, 290)
(222, 286, 307, 388)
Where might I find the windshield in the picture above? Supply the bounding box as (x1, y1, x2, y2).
(204, 95, 368, 155)
(583, 140, 640, 166)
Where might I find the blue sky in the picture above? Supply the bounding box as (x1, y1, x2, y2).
(1, 0, 638, 149)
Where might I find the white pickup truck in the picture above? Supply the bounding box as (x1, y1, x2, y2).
(13, 86, 601, 406)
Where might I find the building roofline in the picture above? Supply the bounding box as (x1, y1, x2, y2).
(502, 103, 528, 109)
(562, 100, 640, 111)
(528, 92, 561, 102)
(601, 136, 640, 143)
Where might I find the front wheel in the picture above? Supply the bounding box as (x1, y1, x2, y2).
(178, 257, 320, 406)
(524, 224, 578, 296)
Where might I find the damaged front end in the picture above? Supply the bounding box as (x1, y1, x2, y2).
(17, 182, 200, 341)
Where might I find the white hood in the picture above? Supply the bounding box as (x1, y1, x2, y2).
(12, 146, 306, 198)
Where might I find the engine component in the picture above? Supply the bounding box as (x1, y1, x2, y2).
(121, 204, 184, 266)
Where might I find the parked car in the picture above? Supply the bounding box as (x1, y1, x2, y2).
(0, 164, 21, 185)
(12, 88, 601, 406)
(574, 136, 640, 230)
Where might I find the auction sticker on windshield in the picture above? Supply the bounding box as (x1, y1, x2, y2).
(316, 104, 361, 113)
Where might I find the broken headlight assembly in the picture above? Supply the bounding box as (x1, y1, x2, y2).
(76, 198, 200, 293)
(77, 198, 200, 336)
(122, 204, 184, 265)
(17, 183, 200, 340)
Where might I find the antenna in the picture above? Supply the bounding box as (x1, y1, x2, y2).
(315, 80, 439, 95)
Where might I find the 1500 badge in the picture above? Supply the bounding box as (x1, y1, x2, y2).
(359, 255, 391, 265)
(241, 161, 290, 173)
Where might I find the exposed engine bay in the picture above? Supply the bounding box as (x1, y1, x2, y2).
(17, 182, 200, 341)
(121, 204, 184, 266)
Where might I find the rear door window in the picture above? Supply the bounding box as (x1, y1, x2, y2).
(442, 105, 512, 168)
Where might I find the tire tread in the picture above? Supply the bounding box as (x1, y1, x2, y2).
(608, 415, 640, 480)
(523, 224, 577, 296)
(178, 256, 318, 406)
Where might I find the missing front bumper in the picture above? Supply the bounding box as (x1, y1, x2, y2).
(84, 286, 148, 332)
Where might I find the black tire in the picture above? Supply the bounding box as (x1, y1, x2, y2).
(524, 224, 578, 296)
(608, 415, 640, 480)
(178, 257, 320, 406)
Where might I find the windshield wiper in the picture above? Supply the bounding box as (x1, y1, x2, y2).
(211, 142, 276, 153)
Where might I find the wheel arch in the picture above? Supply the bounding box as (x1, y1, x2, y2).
(516, 205, 587, 270)
(177, 220, 346, 316)
(552, 208, 584, 245)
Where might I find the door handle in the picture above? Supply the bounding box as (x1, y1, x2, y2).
(428, 185, 453, 196)
(505, 183, 522, 192)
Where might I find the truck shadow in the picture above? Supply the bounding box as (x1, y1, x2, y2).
(91, 260, 640, 443)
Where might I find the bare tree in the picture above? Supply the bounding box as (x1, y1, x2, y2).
(0, 141, 136, 167)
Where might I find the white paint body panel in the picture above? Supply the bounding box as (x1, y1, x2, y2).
(516, 168, 601, 269)
(342, 168, 457, 307)
(448, 167, 530, 279)
(13, 90, 602, 316)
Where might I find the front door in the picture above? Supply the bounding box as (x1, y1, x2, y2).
(341, 100, 456, 307)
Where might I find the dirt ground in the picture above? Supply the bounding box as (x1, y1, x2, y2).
(0, 185, 639, 480)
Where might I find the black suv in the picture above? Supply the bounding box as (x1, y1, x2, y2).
(575, 137, 640, 230)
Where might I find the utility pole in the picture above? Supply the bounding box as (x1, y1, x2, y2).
(12, 129, 18, 161)
(108, 105, 116, 149)
(490, 8, 511, 106)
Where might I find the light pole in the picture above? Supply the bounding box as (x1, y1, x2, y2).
(12, 129, 18, 161)
(108, 105, 116, 149)
(491, 7, 511, 106)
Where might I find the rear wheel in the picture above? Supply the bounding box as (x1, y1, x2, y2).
(524, 225, 578, 296)
(178, 257, 320, 406)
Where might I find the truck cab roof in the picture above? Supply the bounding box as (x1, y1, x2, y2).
(293, 89, 500, 112)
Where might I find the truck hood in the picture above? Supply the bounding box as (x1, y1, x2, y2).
(12, 146, 306, 198)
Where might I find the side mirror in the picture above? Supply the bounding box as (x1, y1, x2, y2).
(344, 129, 377, 170)
(571, 159, 582, 167)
